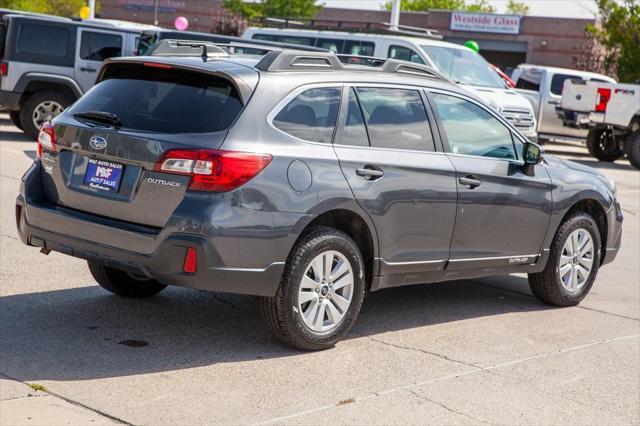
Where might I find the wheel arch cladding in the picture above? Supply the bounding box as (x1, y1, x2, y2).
(294, 209, 376, 290)
(560, 199, 608, 264)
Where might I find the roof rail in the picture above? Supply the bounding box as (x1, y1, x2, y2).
(256, 50, 448, 82)
(253, 16, 443, 40)
(256, 50, 344, 71)
(149, 40, 229, 61)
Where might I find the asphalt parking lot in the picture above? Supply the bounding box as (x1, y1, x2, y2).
(1, 113, 638, 425)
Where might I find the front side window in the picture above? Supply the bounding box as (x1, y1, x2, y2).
(431, 92, 516, 160)
(356, 87, 434, 151)
(388, 45, 424, 64)
(316, 38, 344, 53)
(422, 45, 504, 88)
(273, 87, 341, 143)
(550, 74, 583, 96)
(80, 31, 122, 61)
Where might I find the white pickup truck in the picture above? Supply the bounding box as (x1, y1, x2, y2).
(511, 64, 616, 143)
(561, 79, 640, 169)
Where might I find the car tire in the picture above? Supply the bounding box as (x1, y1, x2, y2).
(528, 213, 601, 306)
(9, 111, 23, 130)
(260, 226, 366, 351)
(88, 260, 167, 298)
(20, 91, 72, 139)
(586, 127, 623, 162)
(623, 131, 640, 170)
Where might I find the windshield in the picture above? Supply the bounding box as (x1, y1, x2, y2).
(422, 45, 505, 89)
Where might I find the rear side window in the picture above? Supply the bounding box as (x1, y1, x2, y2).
(388, 45, 424, 64)
(80, 31, 122, 61)
(550, 74, 583, 96)
(356, 87, 434, 151)
(343, 40, 374, 56)
(316, 38, 344, 53)
(273, 87, 341, 143)
(339, 89, 369, 147)
(17, 22, 70, 58)
(69, 64, 243, 134)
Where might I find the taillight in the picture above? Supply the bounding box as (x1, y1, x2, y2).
(37, 122, 56, 157)
(595, 88, 612, 112)
(183, 247, 197, 273)
(154, 149, 272, 192)
(0, 62, 8, 76)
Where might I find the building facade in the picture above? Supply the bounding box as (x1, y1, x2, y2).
(100, 0, 595, 71)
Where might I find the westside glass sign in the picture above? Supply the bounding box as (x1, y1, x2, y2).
(450, 12, 521, 35)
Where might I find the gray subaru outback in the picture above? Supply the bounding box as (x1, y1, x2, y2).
(16, 43, 623, 350)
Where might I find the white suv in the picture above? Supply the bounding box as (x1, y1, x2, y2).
(242, 27, 538, 142)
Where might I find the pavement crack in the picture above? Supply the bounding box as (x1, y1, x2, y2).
(405, 388, 493, 425)
(0, 372, 132, 425)
(213, 294, 237, 308)
(1, 233, 20, 241)
(466, 279, 640, 322)
(352, 330, 481, 370)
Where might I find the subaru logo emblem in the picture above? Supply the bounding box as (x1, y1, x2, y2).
(89, 136, 107, 150)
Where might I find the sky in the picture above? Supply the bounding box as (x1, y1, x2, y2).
(320, 0, 601, 18)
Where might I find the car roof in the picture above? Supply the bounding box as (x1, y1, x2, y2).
(516, 64, 616, 81)
(2, 14, 153, 33)
(243, 27, 468, 50)
(105, 52, 480, 104)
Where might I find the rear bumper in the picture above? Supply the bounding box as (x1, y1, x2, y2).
(15, 161, 303, 297)
(0, 90, 21, 111)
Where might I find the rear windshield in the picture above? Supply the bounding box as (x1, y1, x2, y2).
(68, 64, 243, 134)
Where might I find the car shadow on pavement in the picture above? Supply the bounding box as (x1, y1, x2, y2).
(0, 119, 34, 144)
(0, 275, 552, 382)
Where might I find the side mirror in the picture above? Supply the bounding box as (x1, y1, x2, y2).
(523, 141, 543, 165)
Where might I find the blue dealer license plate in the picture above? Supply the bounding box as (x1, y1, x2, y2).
(83, 159, 124, 192)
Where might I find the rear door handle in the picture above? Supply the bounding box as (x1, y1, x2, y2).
(80, 67, 97, 72)
(356, 166, 384, 180)
(459, 175, 481, 189)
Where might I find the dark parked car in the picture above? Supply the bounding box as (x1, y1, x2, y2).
(16, 44, 622, 350)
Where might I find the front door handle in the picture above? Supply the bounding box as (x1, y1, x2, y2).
(356, 166, 384, 181)
(80, 67, 97, 72)
(459, 175, 481, 189)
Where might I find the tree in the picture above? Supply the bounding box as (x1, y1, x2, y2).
(506, 0, 529, 15)
(384, 0, 467, 12)
(0, 0, 99, 17)
(587, 0, 640, 82)
(223, 0, 320, 19)
(465, 0, 495, 13)
(384, 0, 494, 12)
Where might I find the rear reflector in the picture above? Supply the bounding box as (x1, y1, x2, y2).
(0, 62, 7, 77)
(155, 149, 272, 192)
(37, 121, 56, 155)
(183, 247, 197, 273)
(15, 204, 23, 229)
(595, 88, 612, 112)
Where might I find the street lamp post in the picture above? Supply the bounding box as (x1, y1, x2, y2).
(153, 0, 159, 25)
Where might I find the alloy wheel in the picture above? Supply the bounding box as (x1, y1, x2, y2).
(559, 228, 594, 293)
(297, 250, 354, 333)
(32, 100, 64, 131)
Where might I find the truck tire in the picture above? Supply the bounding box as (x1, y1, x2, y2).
(20, 91, 73, 139)
(88, 260, 167, 298)
(586, 127, 623, 162)
(624, 131, 640, 169)
(9, 111, 23, 130)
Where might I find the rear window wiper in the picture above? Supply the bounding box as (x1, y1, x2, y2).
(73, 111, 121, 127)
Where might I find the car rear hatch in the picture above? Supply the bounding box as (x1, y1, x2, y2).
(38, 59, 259, 228)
